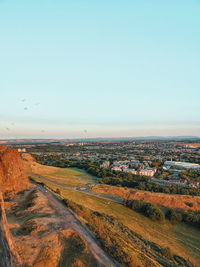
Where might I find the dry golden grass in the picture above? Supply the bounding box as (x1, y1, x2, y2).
(33, 245, 61, 267)
(90, 184, 200, 211)
(45, 168, 98, 187)
(59, 230, 99, 267)
(23, 154, 97, 187)
(22, 153, 58, 176)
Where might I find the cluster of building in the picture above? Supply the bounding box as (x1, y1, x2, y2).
(160, 161, 200, 188)
(19, 141, 199, 188)
(100, 160, 200, 186)
(123, 168, 157, 177)
(100, 160, 157, 177)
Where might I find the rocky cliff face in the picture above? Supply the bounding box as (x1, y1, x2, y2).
(0, 146, 29, 197)
(0, 192, 21, 267)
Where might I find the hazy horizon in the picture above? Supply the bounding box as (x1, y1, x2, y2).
(1, 0, 200, 139)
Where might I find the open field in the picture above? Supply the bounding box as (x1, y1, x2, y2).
(22, 154, 97, 187)
(46, 168, 98, 187)
(32, 176, 200, 266)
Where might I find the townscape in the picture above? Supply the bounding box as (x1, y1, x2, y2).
(14, 139, 200, 189)
(1, 1, 200, 266)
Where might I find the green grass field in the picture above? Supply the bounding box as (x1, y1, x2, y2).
(41, 168, 98, 187)
(32, 176, 200, 266)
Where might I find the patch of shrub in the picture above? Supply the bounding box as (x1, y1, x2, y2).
(125, 200, 165, 221)
(184, 202, 193, 207)
(56, 188, 61, 195)
(165, 209, 182, 223)
(142, 203, 165, 221)
(159, 247, 172, 259)
(125, 199, 200, 229)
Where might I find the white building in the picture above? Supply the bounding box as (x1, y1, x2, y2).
(124, 168, 156, 177)
(18, 148, 26, 153)
(111, 166, 122, 172)
(100, 161, 110, 169)
(164, 161, 200, 170)
(138, 168, 157, 177)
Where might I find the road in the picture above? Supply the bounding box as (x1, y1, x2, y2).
(30, 174, 123, 204)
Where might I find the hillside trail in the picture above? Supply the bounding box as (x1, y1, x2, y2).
(37, 184, 118, 267)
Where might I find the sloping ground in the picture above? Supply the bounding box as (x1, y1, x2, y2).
(49, 168, 98, 187)
(22, 153, 59, 176)
(22, 153, 96, 187)
(23, 155, 200, 265)
(90, 184, 200, 211)
(6, 187, 117, 267)
(35, 179, 200, 266)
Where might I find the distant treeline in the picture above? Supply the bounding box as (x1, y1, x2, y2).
(125, 199, 200, 229)
(36, 157, 200, 196)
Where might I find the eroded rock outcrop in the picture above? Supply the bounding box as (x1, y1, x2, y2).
(0, 145, 29, 197)
(0, 192, 21, 267)
(0, 145, 29, 266)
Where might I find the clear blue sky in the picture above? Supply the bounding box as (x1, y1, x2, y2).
(0, 0, 199, 138)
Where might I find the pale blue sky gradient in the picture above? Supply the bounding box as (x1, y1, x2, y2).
(0, 0, 200, 138)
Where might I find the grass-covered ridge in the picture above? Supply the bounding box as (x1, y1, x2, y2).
(47, 168, 98, 187)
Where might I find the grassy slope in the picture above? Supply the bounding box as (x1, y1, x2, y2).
(26, 161, 200, 265)
(47, 168, 98, 187)
(24, 157, 97, 187)
(32, 176, 200, 266)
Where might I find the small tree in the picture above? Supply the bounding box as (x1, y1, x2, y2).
(166, 209, 182, 223)
(142, 203, 165, 221)
(56, 188, 61, 195)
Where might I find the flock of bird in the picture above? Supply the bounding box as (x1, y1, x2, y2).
(4, 99, 88, 136)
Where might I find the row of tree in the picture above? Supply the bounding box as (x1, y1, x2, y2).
(124, 199, 200, 228)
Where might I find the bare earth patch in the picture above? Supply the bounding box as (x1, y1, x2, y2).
(6, 187, 116, 267)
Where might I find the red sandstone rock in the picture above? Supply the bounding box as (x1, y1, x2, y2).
(0, 146, 29, 197)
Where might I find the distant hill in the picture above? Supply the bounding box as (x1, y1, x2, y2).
(0, 136, 200, 144)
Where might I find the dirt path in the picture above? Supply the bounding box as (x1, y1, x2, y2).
(37, 184, 118, 267)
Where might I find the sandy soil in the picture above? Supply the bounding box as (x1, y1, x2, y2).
(6, 186, 117, 267)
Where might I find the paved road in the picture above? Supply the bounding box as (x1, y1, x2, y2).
(30, 174, 123, 204)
